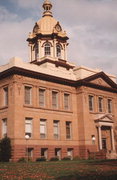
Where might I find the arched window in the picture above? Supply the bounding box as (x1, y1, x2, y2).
(34, 43, 39, 59)
(56, 44, 61, 58)
(44, 43, 51, 56)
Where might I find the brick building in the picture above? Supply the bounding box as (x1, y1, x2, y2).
(0, 0, 117, 161)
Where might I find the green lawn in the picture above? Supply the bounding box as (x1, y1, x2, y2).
(0, 160, 117, 180)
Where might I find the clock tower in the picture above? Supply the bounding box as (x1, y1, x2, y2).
(27, 0, 70, 67)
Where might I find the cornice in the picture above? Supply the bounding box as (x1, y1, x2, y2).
(0, 66, 117, 93)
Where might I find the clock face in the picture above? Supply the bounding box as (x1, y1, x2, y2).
(56, 24, 61, 32)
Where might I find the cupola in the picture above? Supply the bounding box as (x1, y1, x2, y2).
(27, 0, 72, 69)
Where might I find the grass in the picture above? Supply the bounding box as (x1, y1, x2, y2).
(0, 159, 117, 179)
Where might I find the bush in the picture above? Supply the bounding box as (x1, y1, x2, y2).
(50, 157, 59, 161)
(36, 157, 46, 162)
(0, 136, 12, 162)
(17, 157, 27, 163)
(62, 156, 71, 161)
(73, 156, 81, 160)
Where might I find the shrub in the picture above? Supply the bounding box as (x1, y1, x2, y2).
(73, 156, 81, 160)
(62, 156, 71, 161)
(0, 136, 12, 162)
(36, 157, 46, 162)
(50, 157, 59, 161)
(17, 157, 27, 163)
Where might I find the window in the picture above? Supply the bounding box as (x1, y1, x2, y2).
(89, 95, 94, 111)
(64, 93, 70, 110)
(67, 148, 73, 160)
(25, 118, 32, 137)
(55, 148, 61, 160)
(40, 119, 46, 139)
(66, 121, 72, 139)
(107, 99, 112, 113)
(39, 89, 45, 107)
(2, 119, 7, 137)
(52, 91, 58, 109)
(98, 97, 103, 112)
(44, 43, 51, 56)
(41, 148, 48, 159)
(3, 87, 8, 106)
(27, 148, 33, 159)
(34, 43, 39, 59)
(56, 44, 61, 58)
(24, 86, 32, 105)
(53, 120, 59, 139)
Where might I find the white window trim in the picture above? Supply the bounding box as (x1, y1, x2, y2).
(52, 91, 59, 109)
(24, 86, 32, 105)
(39, 88, 46, 107)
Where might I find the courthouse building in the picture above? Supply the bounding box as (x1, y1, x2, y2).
(0, 0, 117, 161)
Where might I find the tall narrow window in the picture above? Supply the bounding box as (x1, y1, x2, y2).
(24, 86, 32, 105)
(89, 95, 94, 111)
(56, 44, 61, 58)
(25, 118, 32, 137)
(40, 119, 46, 139)
(98, 97, 103, 112)
(66, 121, 72, 139)
(2, 119, 7, 137)
(52, 91, 58, 109)
(55, 148, 61, 160)
(34, 43, 39, 60)
(39, 89, 45, 107)
(108, 99, 112, 113)
(64, 93, 70, 110)
(44, 43, 51, 56)
(3, 87, 8, 106)
(41, 148, 48, 159)
(67, 148, 73, 160)
(53, 120, 59, 139)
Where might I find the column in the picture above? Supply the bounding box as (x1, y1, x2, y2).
(29, 44, 32, 62)
(110, 126, 115, 151)
(39, 40, 42, 59)
(53, 39, 56, 58)
(98, 125, 102, 150)
(64, 43, 67, 60)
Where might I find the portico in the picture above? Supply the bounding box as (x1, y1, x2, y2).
(95, 114, 115, 152)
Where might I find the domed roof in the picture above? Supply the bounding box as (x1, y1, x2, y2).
(36, 16, 57, 35)
(31, 0, 67, 38)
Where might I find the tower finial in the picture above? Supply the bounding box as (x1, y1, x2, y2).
(42, 0, 53, 17)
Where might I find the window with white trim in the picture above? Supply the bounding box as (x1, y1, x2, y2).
(64, 93, 70, 110)
(34, 43, 39, 60)
(41, 148, 48, 159)
(24, 86, 32, 105)
(3, 87, 8, 106)
(107, 99, 112, 113)
(98, 97, 103, 112)
(39, 89, 45, 107)
(53, 120, 59, 139)
(52, 91, 58, 109)
(56, 44, 61, 58)
(25, 118, 32, 137)
(89, 95, 94, 111)
(40, 119, 46, 139)
(67, 148, 73, 160)
(44, 43, 51, 56)
(66, 121, 72, 139)
(2, 118, 7, 137)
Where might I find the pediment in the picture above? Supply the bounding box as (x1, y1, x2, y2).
(90, 78, 112, 88)
(94, 114, 113, 123)
(83, 72, 117, 89)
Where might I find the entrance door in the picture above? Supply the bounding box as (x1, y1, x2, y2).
(102, 138, 107, 150)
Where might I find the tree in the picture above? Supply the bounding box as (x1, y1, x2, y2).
(0, 137, 12, 162)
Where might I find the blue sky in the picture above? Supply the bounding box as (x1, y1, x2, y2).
(0, 0, 117, 76)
